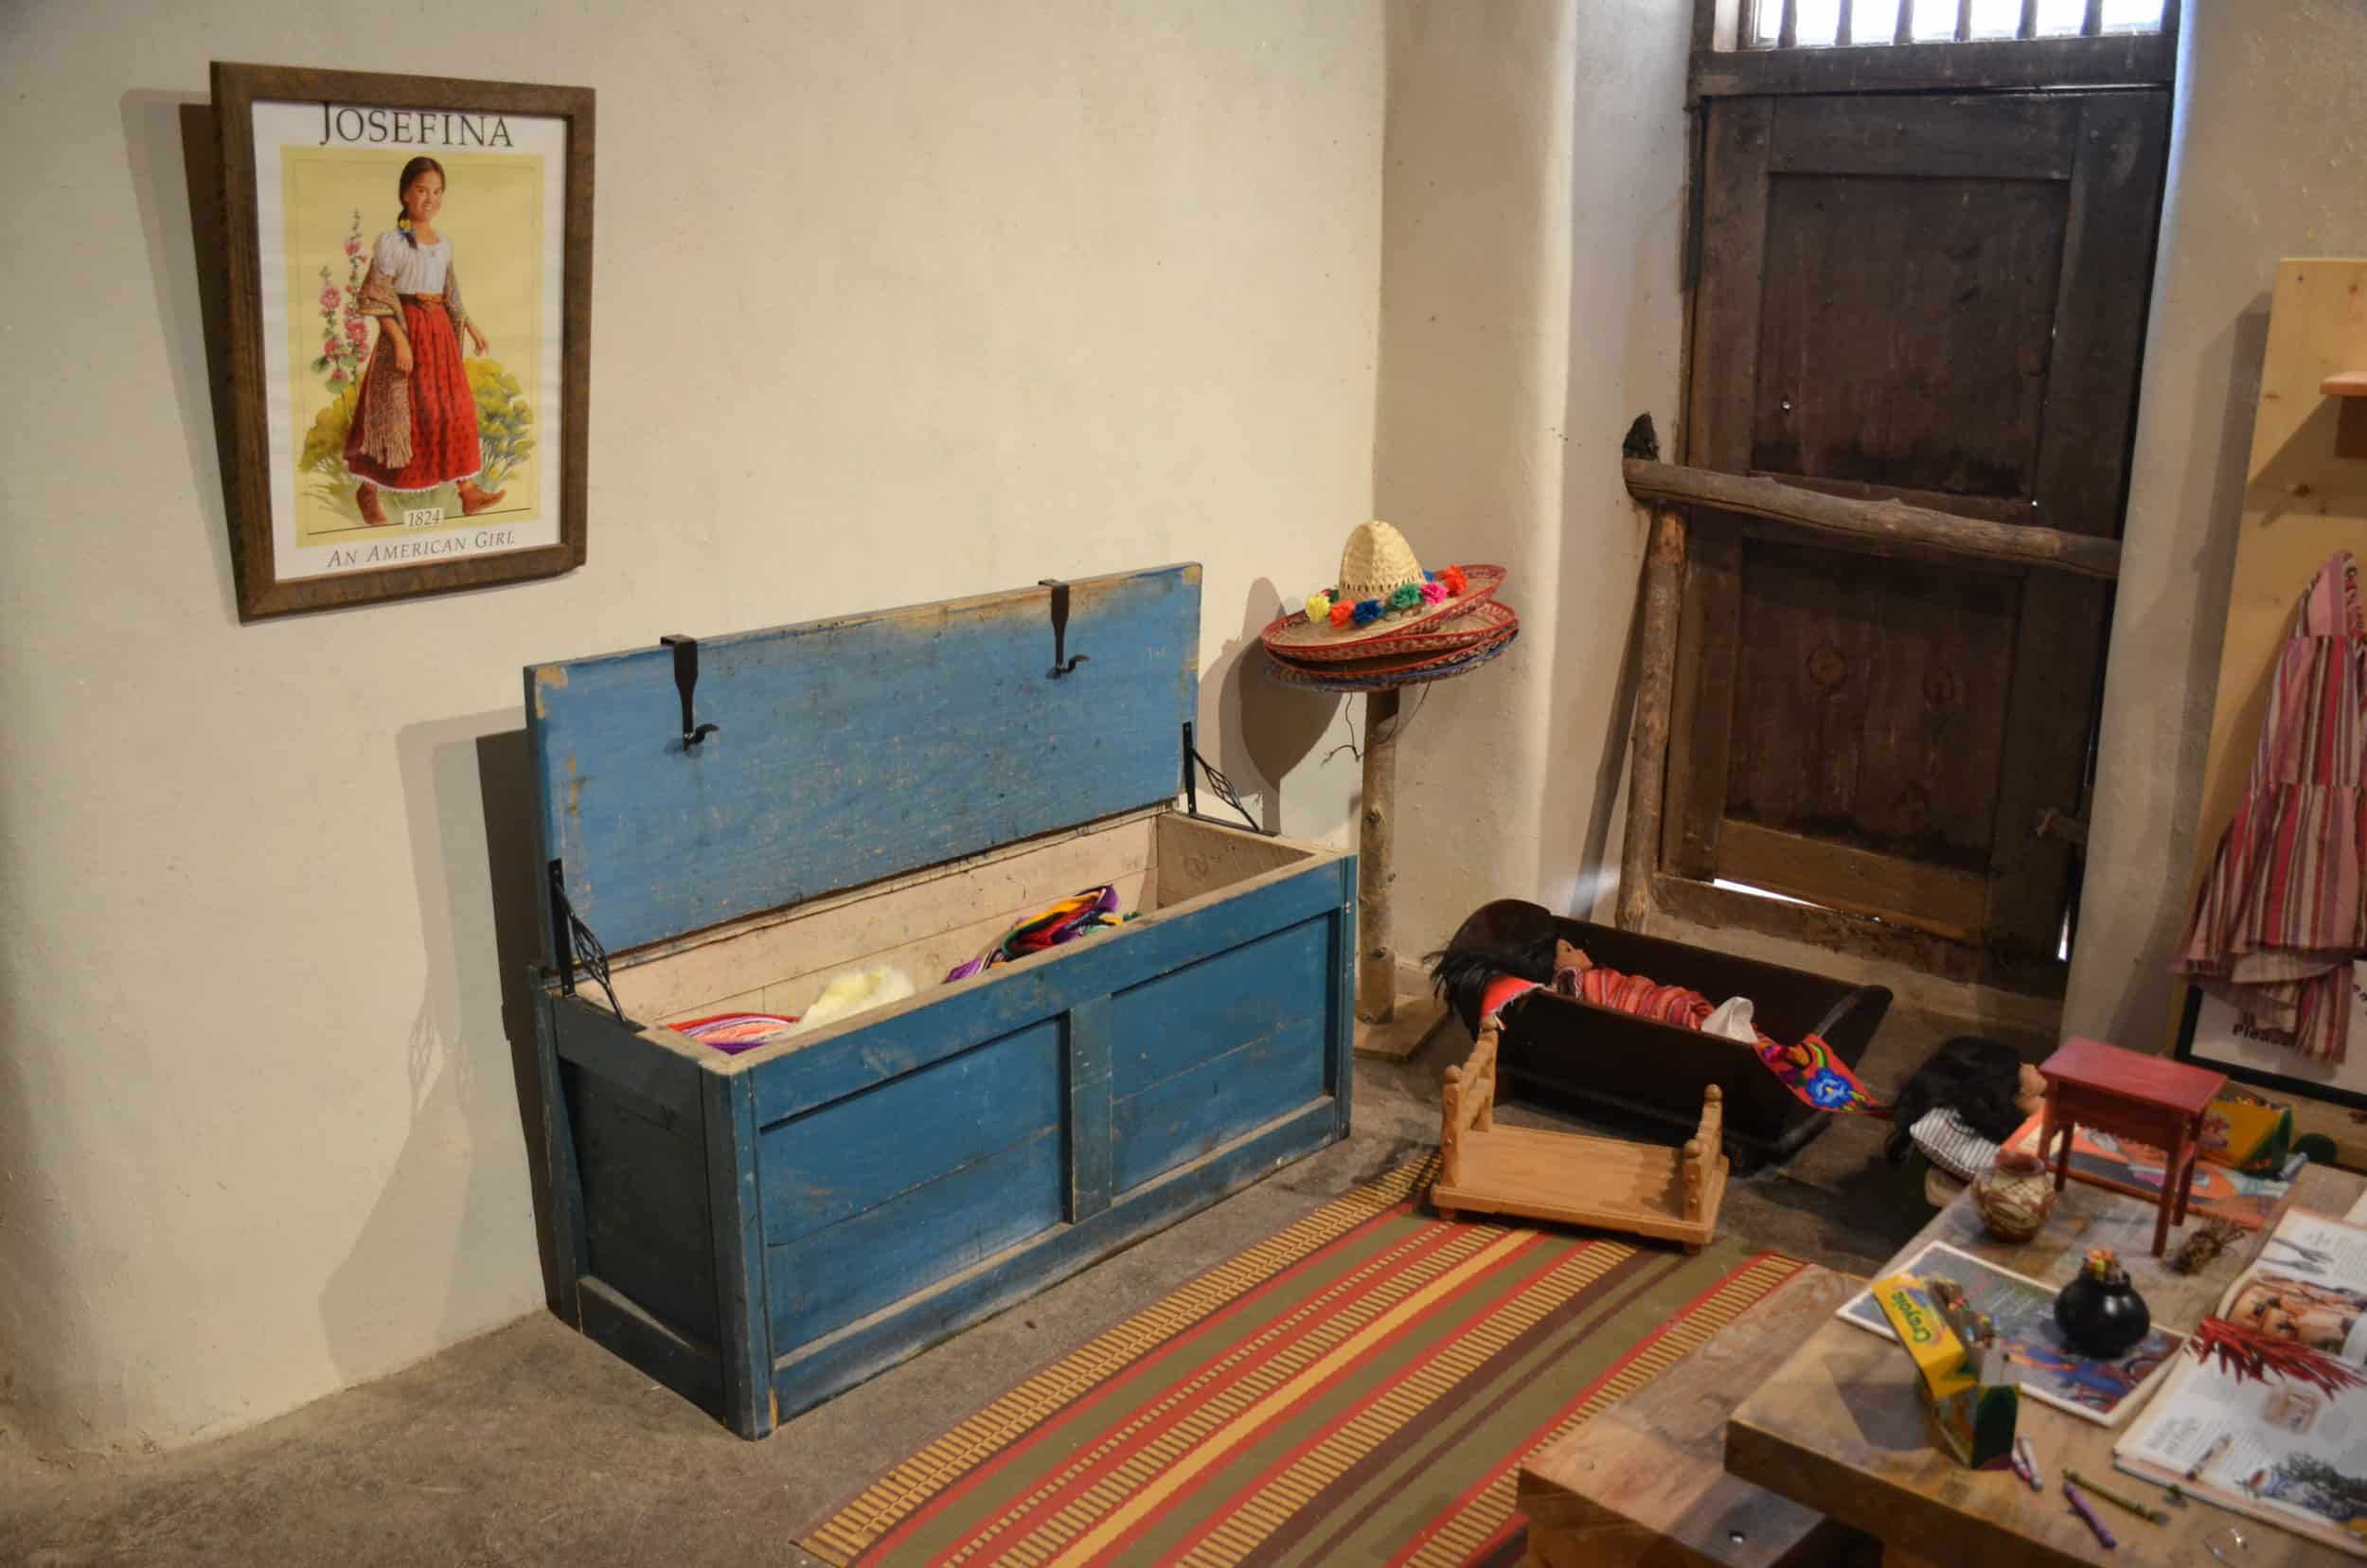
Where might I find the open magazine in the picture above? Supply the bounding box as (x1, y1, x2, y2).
(2116, 1207, 2367, 1557)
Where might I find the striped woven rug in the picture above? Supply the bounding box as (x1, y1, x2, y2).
(798, 1156, 1808, 1568)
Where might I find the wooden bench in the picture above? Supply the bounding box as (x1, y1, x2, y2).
(1518, 1264, 1868, 1567)
(1431, 1015, 1730, 1250)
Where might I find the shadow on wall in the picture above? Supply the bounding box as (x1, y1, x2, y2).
(318, 713, 555, 1384)
(2094, 299, 2269, 1048)
(1198, 577, 1341, 834)
(119, 92, 242, 624)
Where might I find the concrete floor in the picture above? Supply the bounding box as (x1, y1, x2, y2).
(0, 1001, 2042, 1567)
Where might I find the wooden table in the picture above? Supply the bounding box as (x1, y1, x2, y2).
(2038, 1035, 2226, 1256)
(1520, 1264, 1867, 1567)
(1726, 1164, 2364, 1567)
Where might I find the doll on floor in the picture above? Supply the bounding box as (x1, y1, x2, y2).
(1881, 1036, 2048, 1179)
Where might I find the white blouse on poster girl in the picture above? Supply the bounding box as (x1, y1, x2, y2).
(372, 231, 452, 294)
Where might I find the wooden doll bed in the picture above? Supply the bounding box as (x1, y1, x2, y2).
(1444, 899, 1891, 1167)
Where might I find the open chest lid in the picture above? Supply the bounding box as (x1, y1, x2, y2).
(525, 563, 1201, 959)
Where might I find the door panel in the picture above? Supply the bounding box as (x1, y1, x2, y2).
(1752, 175, 2069, 497)
(1726, 534, 2019, 868)
(1765, 94, 2082, 181)
(1672, 88, 2167, 963)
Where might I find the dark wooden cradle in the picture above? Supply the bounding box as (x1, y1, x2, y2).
(525, 565, 1355, 1437)
(1444, 900, 1890, 1167)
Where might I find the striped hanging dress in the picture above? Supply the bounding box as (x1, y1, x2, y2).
(2176, 552, 2367, 1062)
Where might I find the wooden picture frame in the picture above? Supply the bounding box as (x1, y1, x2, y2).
(211, 62, 594, 619)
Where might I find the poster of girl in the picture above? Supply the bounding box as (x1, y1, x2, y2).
(343, 155, 504, 526)
(278, 136, 543, 548)
(216, 63, 588, 617)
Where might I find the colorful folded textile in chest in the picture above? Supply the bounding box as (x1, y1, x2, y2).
(669, 1011, 802, 1053)
(672, 887, 1135, 1055)
(945, 884, 1130, 982)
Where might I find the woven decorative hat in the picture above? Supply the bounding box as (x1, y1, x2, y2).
(1260, 521, 1504, 650)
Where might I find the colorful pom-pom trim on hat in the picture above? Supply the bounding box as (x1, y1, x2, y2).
(1303, 567, 1470, 630)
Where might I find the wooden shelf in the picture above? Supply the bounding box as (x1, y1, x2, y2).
(2320, 371, 2367, 396)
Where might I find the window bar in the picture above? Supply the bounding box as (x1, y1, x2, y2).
(1778, 0, 1800, 49)
(1895, 1, 1913, 44)
(2081, 0, 2105, 35)
(2019, 0, 2040, 38)
(1955, 0, 1975, 42)
(1835, 0, 1856, 45)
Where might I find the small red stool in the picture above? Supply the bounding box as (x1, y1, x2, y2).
(2037, 1036, 2227, 1256)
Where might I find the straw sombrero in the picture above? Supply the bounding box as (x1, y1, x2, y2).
(1267, 597, 1519, 666)
(1259, 521, 1504, 653)
(1264, 627, 1518, 691)
(1272, 608, 1520, 681)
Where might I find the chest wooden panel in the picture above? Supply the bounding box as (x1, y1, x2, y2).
(525, 566, 1354, 1436)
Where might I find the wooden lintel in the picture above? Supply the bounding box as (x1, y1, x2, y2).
(1688, 29, 2175, 100)
(1622, 459, 2123, 580)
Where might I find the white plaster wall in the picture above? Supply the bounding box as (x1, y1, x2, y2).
(0, 0, 1381, 1451)
(1374, 0, 1688, 958)
(2066, 0, 2367, 1051)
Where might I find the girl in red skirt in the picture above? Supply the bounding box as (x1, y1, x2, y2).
(343, 155, 503, 525)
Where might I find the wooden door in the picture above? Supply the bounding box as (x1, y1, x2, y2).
(1666, 89, 2169, 971)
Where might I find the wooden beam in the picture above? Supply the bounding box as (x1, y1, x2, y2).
(1621, 459, 2123, 579)
(1689, 30, 2175, 97)
(1617, 511, 1688, 932)
(1716, 819, 1988, 942)
(1651, 872, 2071, 997)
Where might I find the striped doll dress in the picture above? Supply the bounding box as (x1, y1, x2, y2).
(2176, 551, 2367, 1062)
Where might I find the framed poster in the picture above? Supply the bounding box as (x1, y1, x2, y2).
(211, 62, 593, 619)
(2178, 963, 2367, 1115)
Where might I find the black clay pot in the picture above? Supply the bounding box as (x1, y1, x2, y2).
(2055, 1265, 2151, 1358)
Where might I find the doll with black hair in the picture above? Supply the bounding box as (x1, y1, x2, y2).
(1428, 933, 1576, 1037)
(1883, 1035, 2047, 1173)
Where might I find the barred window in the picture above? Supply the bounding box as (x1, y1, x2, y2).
(1748, 0, 2167, 49)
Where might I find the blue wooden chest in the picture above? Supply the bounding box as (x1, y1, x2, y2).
(525, 564, 1354, 1437)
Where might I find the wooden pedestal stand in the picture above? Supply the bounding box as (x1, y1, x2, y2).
(1349, 685, 1449, 1060)
(1266, 639, 1516, 1060)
